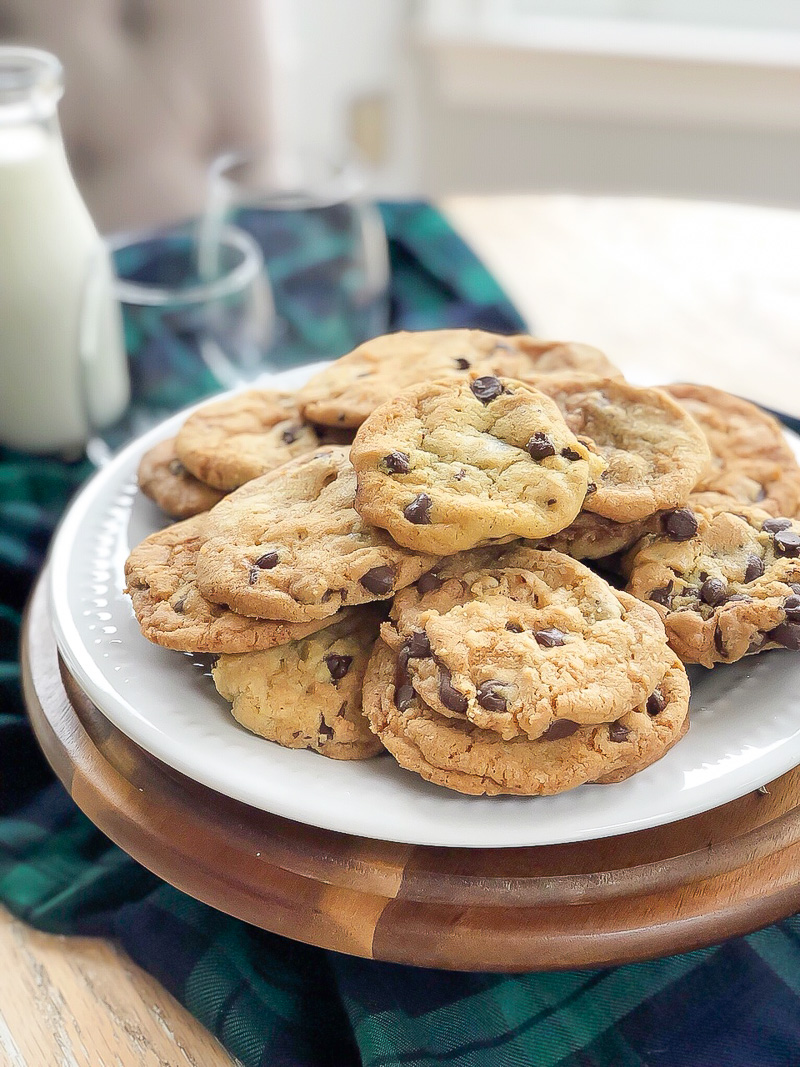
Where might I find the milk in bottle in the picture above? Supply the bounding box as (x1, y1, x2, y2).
(0, 48, 129, 453)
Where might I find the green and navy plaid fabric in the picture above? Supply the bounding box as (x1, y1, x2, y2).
(1, 202, 798, 1067)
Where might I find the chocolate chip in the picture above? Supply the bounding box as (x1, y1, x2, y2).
(763, 517, 792, 533)
(476, 681, 507, 713)
(417, 569, 442, 593)
(744, 555, 764, 583)
(700, 577, 727, 606)
(505, 622, 523, 633)
(168, 458, 185, 476)
(403, 493, 432, 525)
(324, 653, 352, 681)
(282, 426, 300, 444)
(560, 447, 581, 461)
(525, 432, 556, 460)
(774, 530, 800, 557)
(646, 689, 665, 716)
(255, 551, 279, 570)
(791, 584, 800, 595)
(541, 719, 579, 740)
(248, 567, 259, 585)
(439, 668, 468, 713)
(360, 565, 395, 595)
(382, 450, 410, 474)
(748, 633, 767, 654)
(663, 508, 698, 541)
(172, 596, 186, 614)
(785, 595, 800, 620)
(470, 376, 503, 404)
(405, 630, 431, 658)
(395, 685, 414, 710)
(608, 722, 630, 743)
(648, 581, 674, 608)
(714, 625, 728, 658)
(455, 357, 470, 369)
(319, 719, 335, 741)
(767, 621, 800, 650)
(454, 469, 467, 481)
(394, 648, 414, 710)
(586, 482, 597, 495)
(546, 498, 557, 506)
(534, 627, 566, 647)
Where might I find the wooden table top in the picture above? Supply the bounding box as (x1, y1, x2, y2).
(5, 193, 800, 1066)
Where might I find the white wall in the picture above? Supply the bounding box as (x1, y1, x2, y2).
(264, 0, 800, 206)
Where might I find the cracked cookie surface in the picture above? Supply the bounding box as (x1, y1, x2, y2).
(196, 447, 440, 622)
(537, 376, 710, 522)
(663, 382, 800, 518)
(175, 389, 319, 491)
(363, 639, 688, 796)
(624, 502, 800, 666)
(212, 607, 385, 759)
(137, 437, 225, 519)
(351, 376, 605, 554)
(124, 515, 346, 653)
(386, 546, 672, 740)
(296, 329, 622, 428)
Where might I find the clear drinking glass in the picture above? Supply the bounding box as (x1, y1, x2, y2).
(202, 147, 390, 366)
(89, 223, 274, 464)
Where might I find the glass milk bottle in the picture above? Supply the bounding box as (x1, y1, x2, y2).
(0, 47, 129, 454)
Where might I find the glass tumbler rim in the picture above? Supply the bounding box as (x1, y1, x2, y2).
(108, 223, 266, 308)
(209, 145, 367, 211)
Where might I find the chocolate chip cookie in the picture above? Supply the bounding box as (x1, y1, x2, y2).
(625, 501, 800, 666)
(175, 389, 319, 491)
(350, 376, 606, 555)
(363, 639, 689, 796)
(486, 339, 623, 383)
(531, 509, 662, 561)
(124, 515, 347, 653)
(536, 376, 711, 522)
(297, 329, 622, 429)
(662, 382, 800, 518)
(386, 546, 672, 740)
(212, 606, 385, 759)
(137, 437, 225, 519)
(196, 447, 440, 622)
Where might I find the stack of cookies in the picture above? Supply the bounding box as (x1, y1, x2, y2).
(125, 328, 800, 796)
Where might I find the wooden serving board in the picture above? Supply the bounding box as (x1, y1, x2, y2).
(22, 574, 800, 972)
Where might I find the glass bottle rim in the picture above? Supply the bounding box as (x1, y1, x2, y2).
(0, 46, 63, 120)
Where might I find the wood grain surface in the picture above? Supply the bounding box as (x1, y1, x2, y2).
(8, 194, 800, 1064)
(0, 906, 234, 1066)
(21, 574, 800, 976)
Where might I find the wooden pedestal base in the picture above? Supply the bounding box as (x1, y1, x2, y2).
(22, 575, 800, 971)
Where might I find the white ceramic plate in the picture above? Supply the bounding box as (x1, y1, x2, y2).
(48, 363, 800, 847)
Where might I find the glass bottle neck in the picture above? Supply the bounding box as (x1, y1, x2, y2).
(0, 46, 63, 130)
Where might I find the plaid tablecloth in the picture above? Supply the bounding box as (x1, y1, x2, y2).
(1, 202, 798, 1067)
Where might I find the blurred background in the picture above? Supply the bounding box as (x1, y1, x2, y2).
(4, 0, 800, 232)
(2, 0, 800, 418)
(277, 0, 800, 207)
